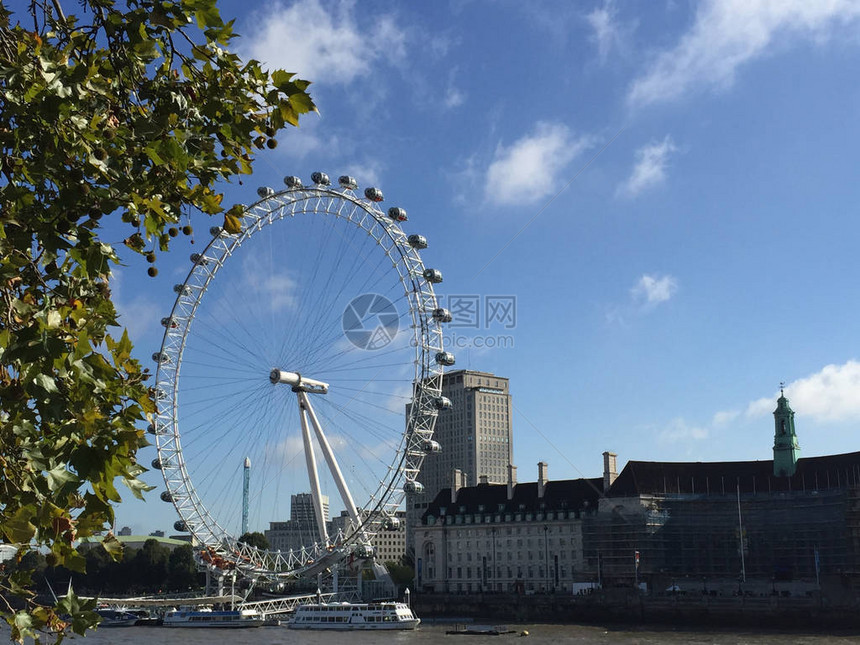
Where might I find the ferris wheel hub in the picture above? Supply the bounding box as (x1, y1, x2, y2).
(269, 369, 329, 394)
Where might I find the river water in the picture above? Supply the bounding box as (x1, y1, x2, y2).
(4, 622, 859, 644)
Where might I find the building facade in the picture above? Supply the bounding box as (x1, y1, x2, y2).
(408, 370, 514, 557)
(265, 492, 330, 553)
(416, 462, 603, 593)
(372, 510, 407, 564)
(584, 395, 860, 593)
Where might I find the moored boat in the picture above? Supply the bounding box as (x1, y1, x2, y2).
(163, 607, 265, 628)
(95, 608, 140, 627)
(289, 601, 420, 630)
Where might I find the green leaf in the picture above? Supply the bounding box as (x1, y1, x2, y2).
(289, 91, 315, 115)
(46, 464, 79, 492)
(33, 372, 59, 393)
(271, 70, 295, 88)
(2, 507, 37, 544)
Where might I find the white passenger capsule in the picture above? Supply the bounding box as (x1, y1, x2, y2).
(354, 544, 375, 558)
(284, 175, 303, 188)
(421, 439, 442, 453)
(364, 187, 384, 202)
(388, 207, 407, 222)
(423, 268, 443, 284)
(151, 458, 163, 470)
(190, 253, 209, 265)
(436, 351, 455, 366)
(257, 186, 275, 198)
(403, 480, 424, 493)
(161, 317, 178, 328)
(152, 352, 170, 364)
(173, 284, 192, 295)
(408, 234, 428, 249)
(434, 396, 452, 410)
(383, 517, 401, 530)
(311, 171, 330, 186)
(160, 491, 174, 502)
(174, 520, 188, 532)
(338, 175, 358, 190)
(432, 308, 452, 323)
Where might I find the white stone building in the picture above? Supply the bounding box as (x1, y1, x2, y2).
(415, 462, 603, 594)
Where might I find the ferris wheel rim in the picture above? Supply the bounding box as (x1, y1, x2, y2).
(151, 177, 447, 580)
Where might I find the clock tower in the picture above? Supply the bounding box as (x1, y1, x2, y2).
(773, 384, 800, 477)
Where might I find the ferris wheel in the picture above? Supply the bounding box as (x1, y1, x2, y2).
(149, 173, 453, 581)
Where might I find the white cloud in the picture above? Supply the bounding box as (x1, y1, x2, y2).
(658, 417, 709, 443)
(277, 121, 336, 159)
(745, 360, 860, 423)
(629, 0, 860, 106)
(340, 160, 383, 188)
(444, 86, 465, 109)
(587, 0, 622, 62)
(484, 122, 591, 206)
(232, 254, 298, 312)
(631, 273, 678, 306)
(241, 0, 405, 86)
(618, 136, 677, 198)
(713, 409, 740, 426)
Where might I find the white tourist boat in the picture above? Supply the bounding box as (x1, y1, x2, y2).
(289, 601, 420, 630)
(95, 608, 139, 627)
(163, 607, 265, 628)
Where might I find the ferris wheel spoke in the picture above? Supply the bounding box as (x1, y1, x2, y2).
(186, 317, 273, 370)
(316, 397, 401, 453)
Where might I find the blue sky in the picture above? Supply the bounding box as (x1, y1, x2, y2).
(90, 0, 860, 534)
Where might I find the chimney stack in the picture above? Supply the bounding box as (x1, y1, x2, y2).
(537, 461, 548, 498)
(603, 451, 617, 493)
(479, 474, 489, 485)
(451, 468, 465, 503)
(507, 464, 517, 500)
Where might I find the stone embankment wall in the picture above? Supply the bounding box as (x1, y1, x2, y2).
(414, 591, 860, 629)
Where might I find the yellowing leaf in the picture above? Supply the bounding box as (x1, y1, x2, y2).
(101, 533, 124, 561)
(223, 213, 242, 235)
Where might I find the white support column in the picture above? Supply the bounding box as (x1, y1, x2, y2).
(298, 392, 329, 545)
(299, 391, 364, 537)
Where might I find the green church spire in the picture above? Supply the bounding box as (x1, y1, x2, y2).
(773, 383, 800, 477)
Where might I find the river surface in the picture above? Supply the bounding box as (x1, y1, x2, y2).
(4, 622, 860, 644)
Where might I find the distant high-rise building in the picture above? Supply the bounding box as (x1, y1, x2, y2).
(265, 492, 330, 553)
(291, 492, 329, 526)
(407, 369, 514, 555)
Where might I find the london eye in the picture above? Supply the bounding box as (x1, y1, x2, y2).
(150, 173, 452, 583)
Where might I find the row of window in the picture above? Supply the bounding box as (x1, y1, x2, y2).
(448, 550, 577, 562)
(427, 511, 584, 525)
(448, 536, 572, 549)
(445, 566, 569, 580)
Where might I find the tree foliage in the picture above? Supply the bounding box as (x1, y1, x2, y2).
(0, 0, 314, 641)
(238, 531, 270, 551)
(6, 541, 202, 596)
